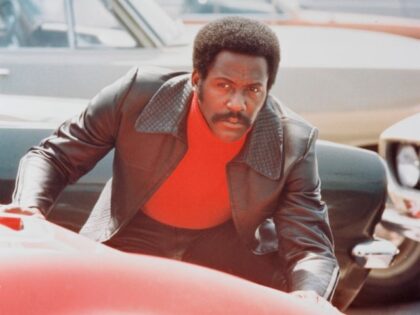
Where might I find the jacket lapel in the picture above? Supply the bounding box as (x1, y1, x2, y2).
(134, 74, 192, 142)
(233, 96, 284, 181)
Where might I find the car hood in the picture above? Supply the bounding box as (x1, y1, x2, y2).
(380, 113, 420, 144)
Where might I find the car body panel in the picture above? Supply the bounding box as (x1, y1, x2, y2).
(0, 214, 326, 315)
(380, 113, 420, 144)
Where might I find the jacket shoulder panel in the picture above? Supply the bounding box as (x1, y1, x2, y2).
(121, 67, 189, 114)
(268, 97, 318, 174)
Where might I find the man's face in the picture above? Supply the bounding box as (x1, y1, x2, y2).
(192, 51, 269, 143)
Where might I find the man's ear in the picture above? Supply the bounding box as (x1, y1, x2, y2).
(191, 70, 200, 87)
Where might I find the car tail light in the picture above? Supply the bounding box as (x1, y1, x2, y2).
(0, 216, 23, 231)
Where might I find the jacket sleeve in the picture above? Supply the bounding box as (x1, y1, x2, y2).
(12, 68, 139, 215)
(273, 128, 339, 300)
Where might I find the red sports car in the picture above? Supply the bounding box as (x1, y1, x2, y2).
(0, 213, 341, 314)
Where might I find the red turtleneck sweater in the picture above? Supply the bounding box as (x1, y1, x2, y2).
(143, 93, 246, 229)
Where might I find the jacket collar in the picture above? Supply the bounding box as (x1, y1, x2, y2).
(135, 74, 283, 180)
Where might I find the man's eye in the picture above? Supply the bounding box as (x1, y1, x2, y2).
(217, 83, 230, 89)
(248, 86, 261, 94)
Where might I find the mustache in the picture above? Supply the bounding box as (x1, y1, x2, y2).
(211, 112, 251, 128)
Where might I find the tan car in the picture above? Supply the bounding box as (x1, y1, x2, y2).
(162, 0, 420, 39)
(299, 0, 420, 19)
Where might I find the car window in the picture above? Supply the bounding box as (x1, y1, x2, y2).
(0, 0, 138, 48)
(182, 0, 277, 14)
(0, 0, 15, 46)
(0, 0, 68, 48)
(156, 0, 287, 20)
(0, 14, 7, 45)
(73, 0, 137, 48)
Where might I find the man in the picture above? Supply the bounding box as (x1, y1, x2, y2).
(1, 17, 340, 310)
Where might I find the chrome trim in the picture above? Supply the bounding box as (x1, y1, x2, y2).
(64, 0, 77, 49)
(381, 207, 420, 242)
(114, 0, 160, 47)
(0, 68, 10, 77)
(352, 238, 399, 269)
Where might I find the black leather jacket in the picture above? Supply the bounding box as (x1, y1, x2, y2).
(13, 68, 339, 298)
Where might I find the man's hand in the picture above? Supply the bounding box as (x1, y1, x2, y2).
(290, 290, 344, 314)
(0, 204, 45, 219)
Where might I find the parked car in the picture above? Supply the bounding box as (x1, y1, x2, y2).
(354, 113, 420, 305)
(299, 0, 420, 19)
(158, 0, 420, 40)
(1, 0, 420, 149)
(0, 213, 335, 315)
(0, 93, 398, 310)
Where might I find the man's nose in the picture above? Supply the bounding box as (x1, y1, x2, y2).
(227, 93, 246, 112)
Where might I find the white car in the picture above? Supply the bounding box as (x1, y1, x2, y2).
(1, 0, 420, 150)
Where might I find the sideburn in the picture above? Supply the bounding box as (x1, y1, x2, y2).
(196, 81, 204, 103)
